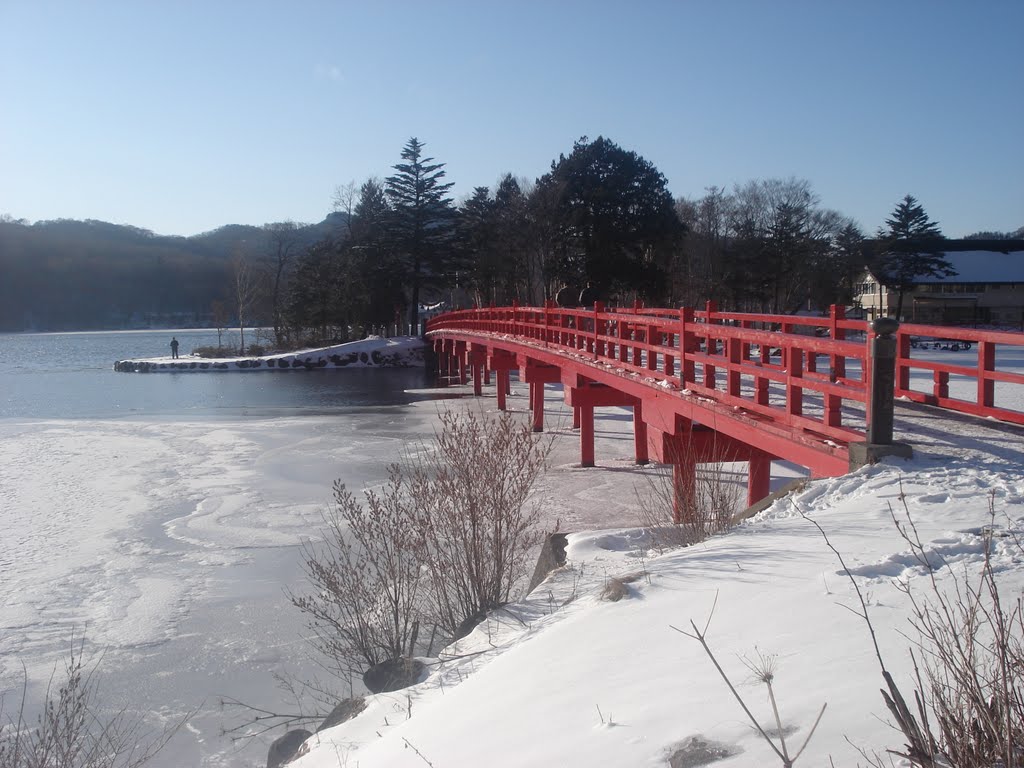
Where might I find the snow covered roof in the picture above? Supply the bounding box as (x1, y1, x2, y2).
(863, 250, 1024, 287)
(918, 249, 1024, 284)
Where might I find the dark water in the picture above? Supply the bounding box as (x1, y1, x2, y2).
(0, 329, 436, 420)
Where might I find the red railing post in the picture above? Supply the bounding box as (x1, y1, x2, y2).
(978, 341, 996, 409)
(680, 307, 695, 388)
(647, 322, 659, 374)
(664, 321, 676, 378)
(593, 301, 605, 360)
(786, 347, 804, 418)
(897, 327, 911, 394)
(704, 301, 718, 390)
(727, 335, 741, 396)
(824, 304, 844, 427)
(619, 315, 629, 364)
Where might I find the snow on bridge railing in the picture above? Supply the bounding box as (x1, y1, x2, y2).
(427, 303, 1024, 435)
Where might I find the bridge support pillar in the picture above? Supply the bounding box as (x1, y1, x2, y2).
(633, 402, 649, 465)
(579, 405, 595, 467)
(469, 345, 486, 397)
(496, 369, 509, 409)
(521, 359, 560, 433)
(672, 452, 697, 526)
(487, 351, 516, 410)
(747, 451, 771, 507)
(454, 341, 468, 385)
(530, 383, 545, 432)
(434, 340, 448, 385)
(565, 381, 641, 466)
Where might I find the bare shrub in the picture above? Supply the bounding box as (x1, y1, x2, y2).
(288, 406, 549, 692)
(635, 432, 742, 552)
(290, 464, 425, 685)
(0, 639, 177, 768)
(808, 489, 1024, 767)
(408, 407, 551, 635)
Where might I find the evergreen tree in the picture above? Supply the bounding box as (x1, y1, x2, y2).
(876, 195, 953, 318)
(492, 175, 534, 304)
(534, 136, 684, 303)
(385, 138, 456, 330)
(349, 179, 406, 327)
(286, 239, 344, 342)
(456, 187, 497, 307)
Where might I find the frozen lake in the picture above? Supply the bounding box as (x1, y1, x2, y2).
(0, 330, 444, 767)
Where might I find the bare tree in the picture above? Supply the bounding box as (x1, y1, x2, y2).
(231, 248, 261, 355)
(263, 221, 302, 348)
(332, 180, 358, 242)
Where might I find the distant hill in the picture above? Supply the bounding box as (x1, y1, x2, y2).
(0, 214, 348, 331)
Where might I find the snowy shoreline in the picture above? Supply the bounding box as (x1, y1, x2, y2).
(113, 335, 426, 372)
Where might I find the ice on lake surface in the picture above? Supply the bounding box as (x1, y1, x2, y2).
(0, 330, 444, 767)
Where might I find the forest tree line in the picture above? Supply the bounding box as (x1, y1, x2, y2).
(2, 135, 1020, 340)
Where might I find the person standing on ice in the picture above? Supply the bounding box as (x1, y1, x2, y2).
(170, 336, 180, 359)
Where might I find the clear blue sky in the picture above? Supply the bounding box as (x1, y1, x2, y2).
(2, 0, 1021, 238)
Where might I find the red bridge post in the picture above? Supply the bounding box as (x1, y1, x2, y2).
(633, 402, 649, 465)
(747, 451, 771, 507)
(530, 383, 544, 432)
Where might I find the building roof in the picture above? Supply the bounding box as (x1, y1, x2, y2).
(917, 250, 1024, 284)
(862, 241, 1024, 286)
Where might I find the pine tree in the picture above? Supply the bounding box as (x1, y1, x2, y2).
(876, 195, 953, 318)
(385, 138, 455, 331)
(534, 136, 683, 303)
(456, 187, 497, 307)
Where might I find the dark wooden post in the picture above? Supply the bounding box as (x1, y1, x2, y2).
(867, 317, 899, 445)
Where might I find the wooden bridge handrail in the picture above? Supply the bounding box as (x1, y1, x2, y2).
(426, 305, 1024, 433)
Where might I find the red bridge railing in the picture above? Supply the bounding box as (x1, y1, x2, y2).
(427, 302, 1024, 436)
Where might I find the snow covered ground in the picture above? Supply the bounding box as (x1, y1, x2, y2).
(288, 390, 1024, 767)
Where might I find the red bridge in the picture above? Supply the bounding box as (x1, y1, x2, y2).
(426, 302, 1024, 513)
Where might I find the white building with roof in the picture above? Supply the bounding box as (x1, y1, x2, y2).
(855, 241, 1024, 327)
